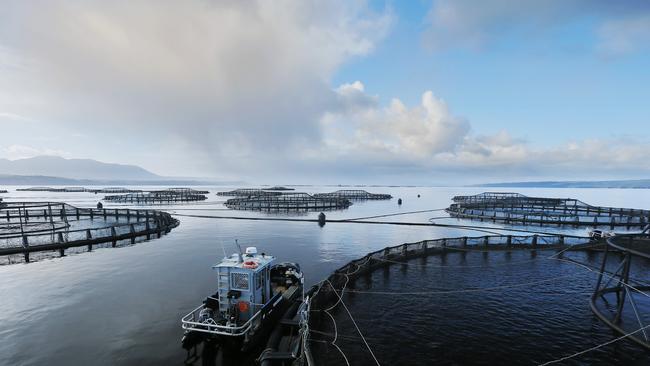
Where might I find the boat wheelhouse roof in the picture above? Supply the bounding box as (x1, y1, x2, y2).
(213, 253, 275, 273)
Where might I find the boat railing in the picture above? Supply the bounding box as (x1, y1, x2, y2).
(181, 303, 264, 337)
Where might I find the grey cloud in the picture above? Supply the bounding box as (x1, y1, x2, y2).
(0, 0, 392, 177)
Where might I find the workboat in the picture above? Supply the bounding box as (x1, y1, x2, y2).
(181, 246, 306, 363)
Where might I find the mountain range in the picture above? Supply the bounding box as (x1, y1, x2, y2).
(0, 156, 161, 181)
(0, 156, 245, 186)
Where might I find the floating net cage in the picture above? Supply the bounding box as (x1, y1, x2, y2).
(104, 188, 208, 204)
(162, 187, 210, 195)
(16, 187, 66, 192)
(303, 234, 595, 365)
(224, 192, 351, 211)
(16, 187, 143, 193)
(313, 189, 392, 200)
(301, 235, 650, 366)
(216, 188, 283, 197)
(95, 187, 143, 193)
(0, 201, 179, 264)
(446, 192, 650, 228)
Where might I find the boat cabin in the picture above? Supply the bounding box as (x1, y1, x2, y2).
(181, 245, 303, 348)
(212, 247, 275, 322)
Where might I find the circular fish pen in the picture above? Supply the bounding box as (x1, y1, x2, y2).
(0, 201, 179, 264)
(225, 192, 351, 211)
(164, 187, 210, 195)
(217, 189, 283, 197)
(16, 187, 143, 193)
(91, 187, 143, 194)
(104, 189, 207, 204)
(303, 234, 650, 365)
(17, 187, 67, 192)
(313, 189, 392, 200)
(446, 192, 650, 228)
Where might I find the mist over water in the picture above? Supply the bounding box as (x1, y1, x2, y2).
(1, 186, 649, 365)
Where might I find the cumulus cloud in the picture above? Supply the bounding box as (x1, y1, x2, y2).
(311, 82, 650, 182)
(324, 85, 470, 157)
(423, 0, 650, 53)
(0, 0, 392, 176)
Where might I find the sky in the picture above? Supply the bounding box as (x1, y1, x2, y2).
(1, 0, 650, 184)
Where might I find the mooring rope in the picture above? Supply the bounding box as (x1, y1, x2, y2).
(312, 256, 372, 366)
(555, 257, 650, 287)
(537, 323, 650, 365)
(309, 328, 383, 342)
(322, 309, 350, 366)
(169, 212, 588, 238)
(345, 208, 447, 221)
(327, 279, 382, 366)
(322, 256, 370, 312)
(551, 256, 650, 299)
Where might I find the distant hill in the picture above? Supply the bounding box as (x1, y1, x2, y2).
(476, 179, 650, 189)
(0, 156, 161, 180)
(0, 174, 241, 186)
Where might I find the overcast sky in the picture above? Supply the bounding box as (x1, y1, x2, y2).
(1, 0, 650, 184)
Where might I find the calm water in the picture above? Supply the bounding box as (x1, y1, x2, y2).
(1, 186, 649, 365)
(314, 250, 650, 365)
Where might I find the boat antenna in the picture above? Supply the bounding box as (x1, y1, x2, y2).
(234, 239, 243, 263)
(219, 239, 227, 259)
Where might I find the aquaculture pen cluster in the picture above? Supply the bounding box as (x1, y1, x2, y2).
(225, 192, 352, 211)
(313, 190, 392, 200)
(216, 188, 393, 212)
(16, 187, 143, 193)
(216, 189, 283, 197)
(0, 201, 179, 263)
(104, 188, 208, 204)
(302, 234, 593, 365)
(446, 192, 650, 228)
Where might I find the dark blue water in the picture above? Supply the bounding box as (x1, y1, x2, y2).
(1, 186, 649, 365)
(313, 249, 650, 365)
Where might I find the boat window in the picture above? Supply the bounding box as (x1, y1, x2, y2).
(231, 273, 249, 290)
(256, 273, 262, 290)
